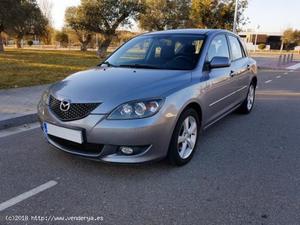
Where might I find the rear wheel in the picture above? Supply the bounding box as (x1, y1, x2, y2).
(168, 108, 200, 166)
(239, 82, 256, 114)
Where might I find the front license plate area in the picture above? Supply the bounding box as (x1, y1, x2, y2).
(44, 123, 83, 144)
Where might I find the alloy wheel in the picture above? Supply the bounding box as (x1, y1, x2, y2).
(247, 85, 255, 111)
(177, 116, 198, 159)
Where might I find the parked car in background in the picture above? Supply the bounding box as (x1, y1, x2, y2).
(38, 29, 257, 166)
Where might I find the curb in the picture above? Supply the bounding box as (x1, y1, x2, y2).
(0, 113, 38, 130)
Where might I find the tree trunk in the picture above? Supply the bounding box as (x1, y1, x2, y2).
(80, 42, 88, 51)
(16, 38, 22, 48)
(0, 30, 4, 52)
(79, 34, 92, 52)
(0, 38, 4, 52)
(0, 26, 3, 52)
(97, 34, 113, 58)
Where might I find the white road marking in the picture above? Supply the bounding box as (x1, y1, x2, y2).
(0, 122, 40, 138)
(0, 180, 57, 212)
(276, 75, 281, 78)
(287, 63, 300, 70)
(265, 80, 272, 84)
(284, 72, 288, 75)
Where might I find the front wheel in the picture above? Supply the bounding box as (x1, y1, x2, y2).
(168, 108, 200, 166)
(239, 82, 256, 114)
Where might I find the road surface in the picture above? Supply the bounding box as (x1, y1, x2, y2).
(0, 70, 299, 225)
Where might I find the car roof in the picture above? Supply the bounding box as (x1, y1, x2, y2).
(141, 29, 234, 37)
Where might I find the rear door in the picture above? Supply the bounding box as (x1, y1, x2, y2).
(203, 34, 237, 125)
(227, 35, 251, 105)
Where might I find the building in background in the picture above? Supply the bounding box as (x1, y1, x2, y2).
(239, 31, 283, 50)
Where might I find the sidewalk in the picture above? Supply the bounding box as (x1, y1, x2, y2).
(0, 85, 49, 129)
(253, 56, 300, 70)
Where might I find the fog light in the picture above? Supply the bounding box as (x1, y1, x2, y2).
(120, 146, 134, 155)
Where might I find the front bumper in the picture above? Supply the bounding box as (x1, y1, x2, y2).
(38, 101, 177, 163)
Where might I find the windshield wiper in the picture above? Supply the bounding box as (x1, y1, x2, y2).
(118, 64, 161, 69)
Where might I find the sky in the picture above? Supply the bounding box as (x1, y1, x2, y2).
(244, 0, 300, 33)
(47, 0, 300, 33)
(50, 0, 81, 29)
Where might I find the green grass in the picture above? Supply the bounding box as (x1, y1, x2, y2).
(0, 49, 102, 89)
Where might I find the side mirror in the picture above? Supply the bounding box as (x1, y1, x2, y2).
(209, 56, 231, 69)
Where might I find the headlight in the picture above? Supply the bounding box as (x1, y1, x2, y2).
(107, 99, 164, 120)
(41, 90, 50, 105)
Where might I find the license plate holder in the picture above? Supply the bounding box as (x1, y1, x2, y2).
(43, 122, 83, 144)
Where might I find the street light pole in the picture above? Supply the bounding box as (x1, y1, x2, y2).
(233, 0, 238, 33)
(254, 25, 260, 53)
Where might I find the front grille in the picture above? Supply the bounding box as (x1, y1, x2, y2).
(48, 135, 103, 156)
(49, 95, 100, 121)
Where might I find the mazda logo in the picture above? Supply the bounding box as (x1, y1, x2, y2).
(60, 100, 71, 112)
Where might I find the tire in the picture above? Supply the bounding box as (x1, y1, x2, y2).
(238, 82, 256, 114)
(168, 108, 200, 166)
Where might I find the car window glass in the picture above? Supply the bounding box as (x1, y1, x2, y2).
(240, 39, 248, 56)
(119, 38, 152, 63)
(107, 35, 205, 70)
(207, 35, 229, 62)
(228, 36, 243, 60)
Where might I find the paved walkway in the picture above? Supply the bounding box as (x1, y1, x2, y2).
(0, 85, 49, 122)
(253, 56, 300, 70)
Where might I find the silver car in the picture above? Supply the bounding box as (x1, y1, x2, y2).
(38, 29, 257, 166)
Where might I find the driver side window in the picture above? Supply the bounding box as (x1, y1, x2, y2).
(207, 35, 230, 62)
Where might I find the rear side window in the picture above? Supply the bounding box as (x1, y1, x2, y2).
(240, 39, 248, 56)
(207, 35, 230, 62)
(228, 36, 244, 60)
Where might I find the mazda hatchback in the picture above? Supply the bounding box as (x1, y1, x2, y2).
(38, 29, 257, 166)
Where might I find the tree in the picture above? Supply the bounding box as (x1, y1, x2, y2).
(38, 0, 54, 25)
(258, 43, 266, 50)
(28, 40, 34, 46)
(42, 25, 55, 45)
(282, 28, 300, 50)
(65, 7, 93, 51)
(0, 0, 21, 52)
(55, 30, 69, 48)
(8, 0, 48, 48)
(189, 0, 248, 30)
(38, 0, 54, 44)
(72, 0, 145, 57)
(138, 0, 248, 32)
(139, 0, 191, 31)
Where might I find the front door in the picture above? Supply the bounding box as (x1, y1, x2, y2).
(202, 34, 237, 125)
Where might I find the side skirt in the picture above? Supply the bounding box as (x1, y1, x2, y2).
(202, 102, 243, 131)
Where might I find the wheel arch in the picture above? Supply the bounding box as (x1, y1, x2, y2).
(184, 102, 202, 124)
(166, 101, 203, 165)
(176, 101, 203, 128)
(251, 76, 257, 87)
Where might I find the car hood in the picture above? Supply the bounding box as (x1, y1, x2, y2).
(50, 67, 191, 114)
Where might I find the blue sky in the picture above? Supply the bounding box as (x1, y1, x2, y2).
(245, 0, 300, 32)
(49, 0, 300, 33)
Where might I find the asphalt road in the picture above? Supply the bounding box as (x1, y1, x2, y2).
(0, 70, 300, 225)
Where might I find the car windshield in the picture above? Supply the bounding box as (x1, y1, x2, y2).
(104, 34, 205, 70)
